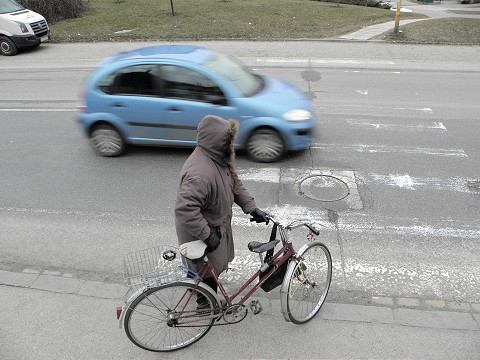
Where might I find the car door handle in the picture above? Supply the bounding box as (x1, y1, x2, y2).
(167, 106, 182, 112)
(112, 103, 125, 108)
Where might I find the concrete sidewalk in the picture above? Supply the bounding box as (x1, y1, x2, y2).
(339, 0, 480, 40)
(1, 283, 478, 360)
(1, 269, 479, 359)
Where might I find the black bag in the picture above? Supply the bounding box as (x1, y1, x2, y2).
(259, 259, 289, 292)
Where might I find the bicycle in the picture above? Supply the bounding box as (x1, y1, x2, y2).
(116, 214, 332, 352)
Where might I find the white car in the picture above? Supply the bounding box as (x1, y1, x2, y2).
(0, 0, 49, 56)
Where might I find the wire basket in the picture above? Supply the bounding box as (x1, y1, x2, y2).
(123, 245, 187, 289)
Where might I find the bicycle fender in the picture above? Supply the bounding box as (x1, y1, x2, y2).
(119, 280, 222, 329)
(279, 243, 310, 322)
(118, 287, 147, 329)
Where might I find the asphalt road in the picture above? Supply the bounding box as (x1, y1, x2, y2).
(1, 41, 479, 307)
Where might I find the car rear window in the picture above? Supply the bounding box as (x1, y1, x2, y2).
(98, 65, 159, 96)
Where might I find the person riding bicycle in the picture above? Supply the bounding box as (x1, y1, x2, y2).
(174, 115, 268, 300)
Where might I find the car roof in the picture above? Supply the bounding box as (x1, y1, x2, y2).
(105, 45, 214, 65)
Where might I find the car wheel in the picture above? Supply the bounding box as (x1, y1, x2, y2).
(90, 124, 126, 157)
(0, 36, 18, 56)
(246, 128, 285, 163)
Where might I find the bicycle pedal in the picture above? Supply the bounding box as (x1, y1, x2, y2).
(249, 300, 262, 315)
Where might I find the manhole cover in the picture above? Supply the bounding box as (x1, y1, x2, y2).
(301, 69, 321, 82)
(298, 175, 350, 202)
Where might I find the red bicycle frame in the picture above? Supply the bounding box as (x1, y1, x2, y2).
(194, 241, 295, 306)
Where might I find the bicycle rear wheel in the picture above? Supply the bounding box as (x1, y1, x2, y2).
(124, 281, 218, 352)
(281, 241, 332, 324)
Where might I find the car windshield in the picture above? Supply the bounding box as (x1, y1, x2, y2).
(204, 53, 263, 97)
(0, 0, 25, 13)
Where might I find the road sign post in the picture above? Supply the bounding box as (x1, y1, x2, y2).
(394, 0, 402, 34)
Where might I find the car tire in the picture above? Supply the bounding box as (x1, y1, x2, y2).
(0, 36, 18, 56)
(90, 124, 126, 157)
(245, 128, 285, 163)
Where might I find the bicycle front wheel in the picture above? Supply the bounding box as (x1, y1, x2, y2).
(281, 241, 332, 324)
(124, 281, 218, 352)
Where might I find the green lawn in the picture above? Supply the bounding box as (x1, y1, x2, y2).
(50, 0, 422, 41)
(383, 18, 480, 45)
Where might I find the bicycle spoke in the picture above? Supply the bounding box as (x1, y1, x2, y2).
(125, 283, 215, 351)
(283, 242, 332, 324)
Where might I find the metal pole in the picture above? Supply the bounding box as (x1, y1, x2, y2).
(394, 0, 402, 34)
(170, 0, 175, 16)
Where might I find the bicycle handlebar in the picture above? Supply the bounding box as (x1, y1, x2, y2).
(264, 213, 320, 236)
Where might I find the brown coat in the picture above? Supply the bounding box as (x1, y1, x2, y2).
(174, 116, 257, 275)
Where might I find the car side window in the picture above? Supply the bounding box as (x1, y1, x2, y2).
(158, 65, 225, 104)
(98, 65, 161, 96)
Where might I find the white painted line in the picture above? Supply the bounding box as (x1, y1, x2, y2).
(370, 174, 476, 194)
(313, 103, 434, 115)
(312, 143, 468, 158)
(239, 168, 475, 194)
(232, 205, 480, 240)
(345, 119, 447, 132)
(0, 108, 77, 112)
(345, 70, 401, 75)
(417, 107, 433, 113)
(389, 174, 415, 190)
(238, 168, 281, 183)
(223, 250, 478, 301)
(232, 205, 331, 229)
(255, 58, 395, 65)
(355, 90, 369, 95)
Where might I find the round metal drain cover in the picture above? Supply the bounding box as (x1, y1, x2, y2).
(299, 175, 350, 202)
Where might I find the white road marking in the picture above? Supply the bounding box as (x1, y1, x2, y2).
(239, 168, 476, 194)
(222, 250, 478, 300)
(355, 90, 369, 95)
(232, 205, 480, 240)
(344, 70, 401, 74)
(314, 103, 434, 115)
(390, 174, 415, 190)
(370, 174, 476, 193)
(255, 58, 395, 65)
(238, 168, 281, 183)
(312, 143, 468, 158)
(345, 119, 447, 132)
(0, 108, 77, 112)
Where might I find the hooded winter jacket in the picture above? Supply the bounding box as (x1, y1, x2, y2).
(175, 115, 257, 275)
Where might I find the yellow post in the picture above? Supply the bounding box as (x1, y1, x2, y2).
(394, 0, 402, 34)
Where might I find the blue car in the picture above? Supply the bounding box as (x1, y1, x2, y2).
(77, 45, 318, 162)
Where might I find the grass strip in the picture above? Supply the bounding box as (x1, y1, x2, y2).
(384, 18, 480, 45)
(50, 0, 422, 41)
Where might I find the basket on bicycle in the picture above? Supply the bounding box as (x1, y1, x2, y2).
(123, 245, 187, 290)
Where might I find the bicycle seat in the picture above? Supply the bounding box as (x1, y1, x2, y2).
(248, 240, 279, 254)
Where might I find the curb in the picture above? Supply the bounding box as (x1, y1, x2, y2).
(1, 268, 479, 327)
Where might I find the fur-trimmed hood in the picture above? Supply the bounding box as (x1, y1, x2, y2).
(197, 115, 239, 168)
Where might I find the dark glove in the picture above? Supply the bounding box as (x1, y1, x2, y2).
(204, 227, 221, 252)
(249, 208, 269, 224)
